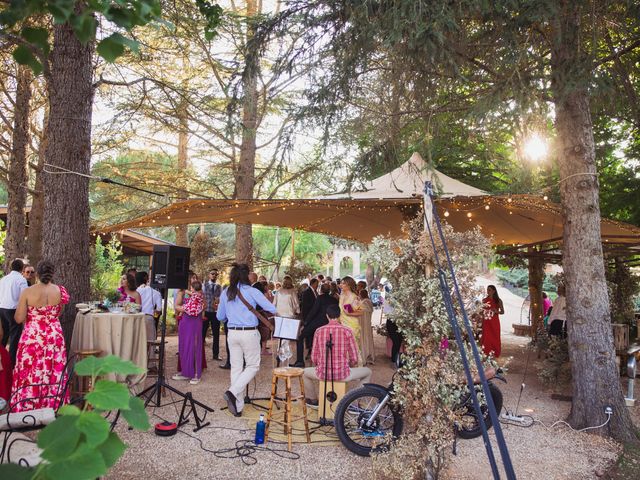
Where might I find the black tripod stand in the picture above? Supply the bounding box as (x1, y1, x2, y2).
(138, 289, 215, 432)
(318, 333, 335, 426)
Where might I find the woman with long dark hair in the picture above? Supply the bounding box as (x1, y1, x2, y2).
(217, 263, 276, 417)
(11, 261, 69, 411)
(481, 285, 504, 358)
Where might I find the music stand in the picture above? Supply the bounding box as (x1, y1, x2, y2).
(238, 317, 301, 412)
(138, 288, 215, 432)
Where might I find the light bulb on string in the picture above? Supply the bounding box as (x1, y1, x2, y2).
(444, 211, 450, 217)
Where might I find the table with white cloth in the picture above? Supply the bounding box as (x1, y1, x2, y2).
(70, 311, 147, 386)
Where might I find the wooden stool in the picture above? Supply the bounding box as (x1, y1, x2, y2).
(265, 367, 311, 451)
(72, 349, 103, 402)
(318, 380, 348, 420)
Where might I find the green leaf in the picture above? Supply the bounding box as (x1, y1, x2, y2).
(121, 396, 150, 431)
(22, 26, 50, 55)
(96, 432, 127, 469)
(47, 0, 77, 24)
(85, 380, 130, 410)
(58, 404, 82, 416)
(70, 12, 98, 44)
(12, 46, 43, 75)
(76, 411, 110, 447)
(0, 463, 35, 480)
(37, 415, 81, 462)
(75, 354, 143, 377)
(96, 33, 140, 63)
(43, 444, 107, 480)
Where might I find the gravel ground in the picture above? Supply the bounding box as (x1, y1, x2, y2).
(106, 329, 634, 480)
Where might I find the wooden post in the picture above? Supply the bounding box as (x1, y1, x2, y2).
(528, 249, 545, 339)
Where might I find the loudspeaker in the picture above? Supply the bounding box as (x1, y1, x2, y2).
(150, 245, 191, 290)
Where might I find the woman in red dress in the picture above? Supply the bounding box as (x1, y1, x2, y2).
(481, 285, 504, 358)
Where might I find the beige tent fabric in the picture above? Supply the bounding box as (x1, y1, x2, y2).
(323, 152, 485, 199)
(98, 153, 640, 247)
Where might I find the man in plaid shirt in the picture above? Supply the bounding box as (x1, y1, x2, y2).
(303, 304, 372, 406)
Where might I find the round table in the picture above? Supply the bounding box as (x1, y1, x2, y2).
(71, 311, 147, 385)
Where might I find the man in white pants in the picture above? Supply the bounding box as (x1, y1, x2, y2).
(217, 263, 276, 417)
(303, 304, 372, 406)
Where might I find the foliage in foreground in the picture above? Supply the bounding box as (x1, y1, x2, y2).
(0, 355, 150, 479)
(366, 218, 493, 479)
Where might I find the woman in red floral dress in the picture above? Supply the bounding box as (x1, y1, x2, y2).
(11, 261, 69, 412)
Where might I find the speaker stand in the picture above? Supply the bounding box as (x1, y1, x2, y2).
(138, 290, 214, 432)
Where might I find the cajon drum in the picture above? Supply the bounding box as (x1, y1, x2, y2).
(318, 380, 347, 420)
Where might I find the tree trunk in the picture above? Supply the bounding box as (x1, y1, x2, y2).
(4, 65, 32, 270)
(175, 102, 189, 247)
(234, 0, 259, 267)
(527, 253, 544, 339)
(42, 20, 94, 344)
(551, 2, 637, 442)
(28, 106, 48, 267)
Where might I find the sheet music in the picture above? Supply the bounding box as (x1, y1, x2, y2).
(274, 316, 300, 340)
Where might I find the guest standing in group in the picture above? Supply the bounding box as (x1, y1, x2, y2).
(175, 275, 207, 373)
(301, 278, 319, 322)
(136, 271, 162, 341)
(202, 269, 222, 360)
(338, 276, 362, 352)
(217, 263, 276, 417)
(329, 281, 340, 301)
(119, 273, 141, 305)
(173, 280, 205, 385)
(22, 264, 36, 287)
(0, 259, 29, 366)
(358, 289, 376, 365)
(274, 275, 300, 319)
(294, 282, 338, 367)
(548, 284, 567, 337)
(481, 285, 504, 358)
(11, 261, 69, 411)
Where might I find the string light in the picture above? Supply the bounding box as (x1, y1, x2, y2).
(444, 211, 450, 217)
(484, 205, 490, 210)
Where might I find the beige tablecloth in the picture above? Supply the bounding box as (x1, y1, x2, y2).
(71, 312, 147, 386)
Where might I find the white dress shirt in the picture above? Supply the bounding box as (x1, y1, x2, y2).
(0, 270, 29, 309)
(138, 284, 163, 316)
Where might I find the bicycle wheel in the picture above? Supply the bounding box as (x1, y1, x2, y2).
(456, 382, 503, 440)
(334, 385, 403, 456)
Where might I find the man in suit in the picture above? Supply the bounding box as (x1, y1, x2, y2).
(301, 278, 319, 324)
(294, 282, 338, 367)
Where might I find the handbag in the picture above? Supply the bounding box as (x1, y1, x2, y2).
(236, 289, 275, 340)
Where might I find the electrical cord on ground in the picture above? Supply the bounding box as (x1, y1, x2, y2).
(533, 412, 612, 433)
(148, 410, 301, 465)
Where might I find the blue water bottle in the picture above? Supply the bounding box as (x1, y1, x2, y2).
(254, 413, 266, 445)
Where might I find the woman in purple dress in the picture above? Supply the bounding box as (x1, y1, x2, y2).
(172, 280, 205, 384)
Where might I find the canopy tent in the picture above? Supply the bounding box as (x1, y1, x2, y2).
(98, 153, 640, 251)
(323, 152, 485, 199)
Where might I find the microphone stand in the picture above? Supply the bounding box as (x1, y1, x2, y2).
(319, 333, 335, 426)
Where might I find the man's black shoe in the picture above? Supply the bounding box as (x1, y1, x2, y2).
(219, 363, 231, 370)
(292, 362, 304, 368)
(223, 390, 238, 416)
